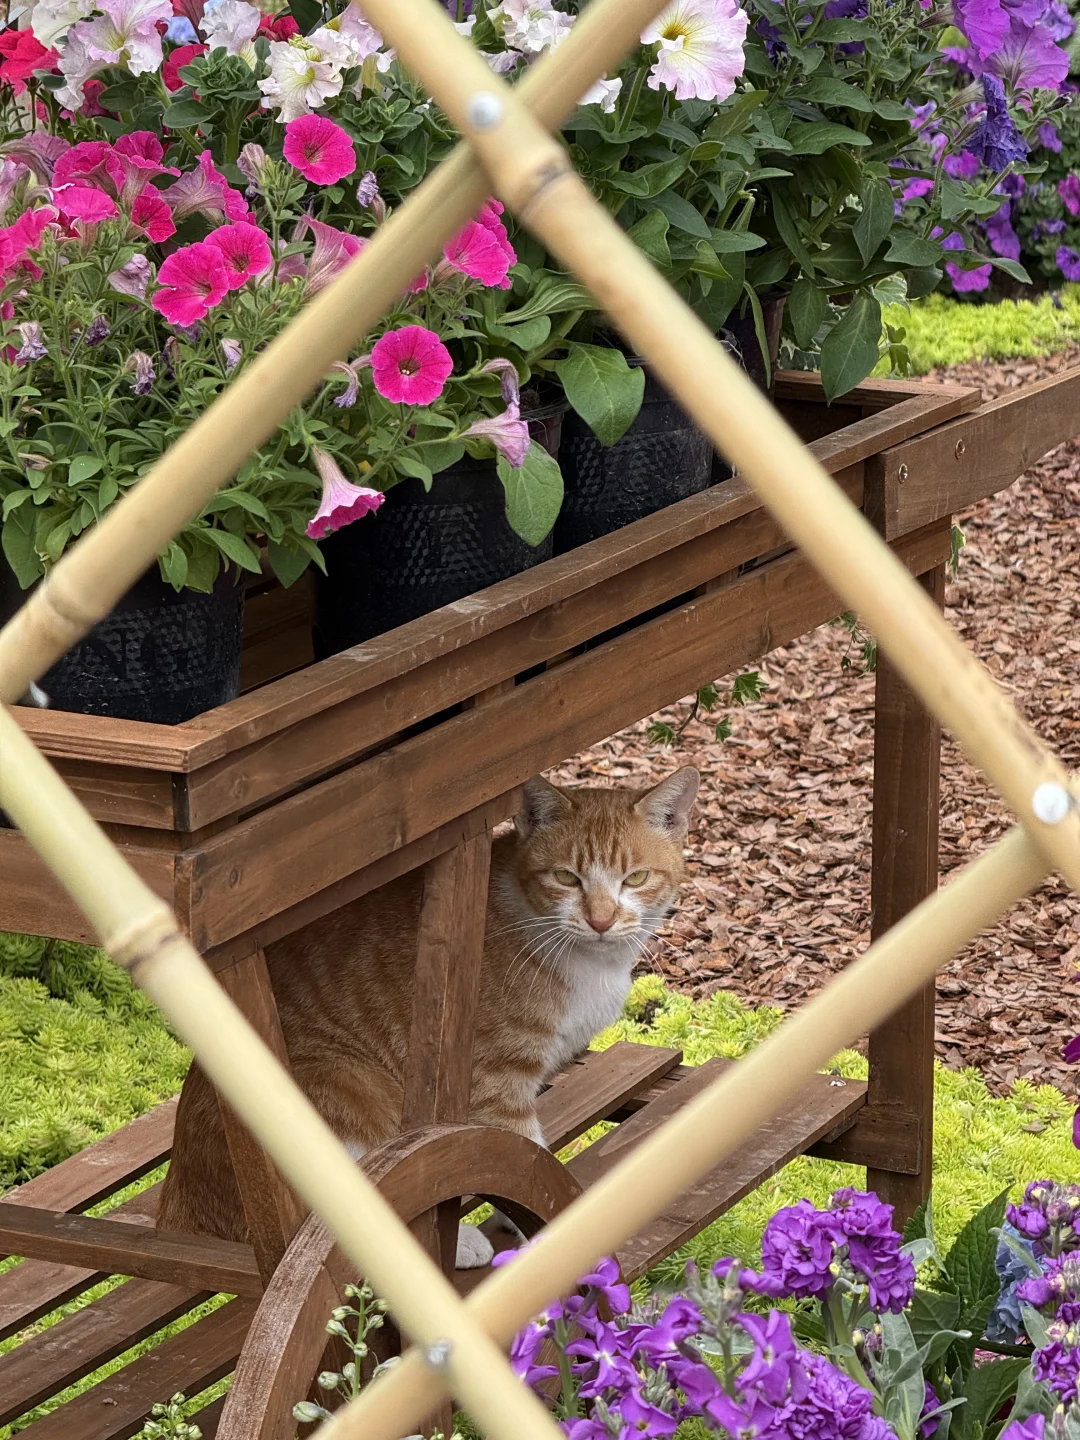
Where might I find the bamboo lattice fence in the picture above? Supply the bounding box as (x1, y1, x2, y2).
(0, 0, 1077, 1436)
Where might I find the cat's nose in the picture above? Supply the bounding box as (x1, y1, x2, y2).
(587, 914, 615, 933)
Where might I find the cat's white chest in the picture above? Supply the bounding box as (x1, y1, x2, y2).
(546, 944, 634, 1078)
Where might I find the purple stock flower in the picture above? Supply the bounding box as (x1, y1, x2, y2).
(1056, 246, 1080, 280)
(777, 1351, 876, 1439)
(564, 1422, 609, 1440)
(920, 1381, 940, 1438)
(825, 1188, 915, 1313)
(738, 1310, 802, 1404)
(1033, 1339, 1080, 1402)
(758, 1199, 837, 1300)
(567, 1319, 640, 1400)
(1001, 1419, 1046, 1440)
(580, 1256, 632, 1317)
(968, 75, 1028, 172)
(706, 1388, 780, 1438)
(632, 1296, 703, 1359)
(668, 1356, 723, 1409)
(616, 1387, 679, 1435)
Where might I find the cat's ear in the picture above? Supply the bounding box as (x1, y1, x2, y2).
(516, 776, 572, 837)
(634, 767, 699, 839)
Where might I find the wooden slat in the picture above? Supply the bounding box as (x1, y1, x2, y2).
(1, 1102, 175, 1217)
(774, 371, 981, 412)
(46, 759, 178, 829)
(804, 393, 985, 477)
(536, 1044, 684, 1152)
(180, 520, 952, 951)
(15, 1297, 255, 1440)
(0, 1188, 160, 1343)
(12, 709, 223, 770)
(0, 1207, 262, 1298)
(0, 1279, 208, 1427)
(565, 1064, 866, 1282)
(867, 365, 1080, 539)
(0, 832, 177, 945)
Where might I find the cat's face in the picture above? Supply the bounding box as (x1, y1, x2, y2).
(509, 768, 699, 951)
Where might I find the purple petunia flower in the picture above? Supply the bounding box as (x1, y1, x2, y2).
(1056, 246, 1080, 281)
(985, 200, 1022, 259)
(965, 15, 1070, 90)
(941, 229, 993, 291)
(1000, 1418, 1046, 1440)
(968, 75, 1028, 172)
(84, 314, 110, 347)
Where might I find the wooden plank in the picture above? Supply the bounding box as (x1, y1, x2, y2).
(13, 708, 223, 770)
(1, 1102, 175, 1218)
(0, 1279, 208, 1427)
(15, 1297, 255, 1440)
(569, 1065, 866, 1282)
(216, 952, 306, 1282)
(536, 1044, 684, 1152)
(867, 367, 1080, 539)
(801, 393, 984, 478)
(182, 520, 952, 951)
(862, 561, 943, 1220)
(0, 831, 177, 944)
(239, 573, 314, 694)
(774, 371, 981, 412)
(0, 1206, 262, 1298)
(44, 759, 177, 829)
(807, 1104, 924, 1172)
(0, 1187, 160, 1343)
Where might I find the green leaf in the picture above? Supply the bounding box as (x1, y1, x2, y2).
(653, 190, 713, 238)
(819, 293, 882, 401)
(709, 230, 766, 253)
(909, 1288, 963, 1348)
(2, 508, 41, 588)
(905, 265, 942, 299)
(628, 211, 671, 267)
(788, 277, 826, 348)
(742, 283, 773, 388)
(160, 542, 188, 591)
(497, 442, 563, 547)
(939, 178, 969, 221)
(394, 454, 434, 490)
(554, 344, 645, 447)
(964, 1359, 1029, 1433)
(267, 539, 312, 589)
(500, 275, 594, 326)
(412, 440, 465, 475)
(799, 77, 874, 111)
(854, 179, 894, 264)
(886, 232, 944, 267)
(288, 0, 321, 31)
(813, 17, 875, 39)
(487, 315, 551, 350)
(98, 80, 142, 110)
(703, 89, 767, 140)
(988, 255, 1031, 284)
(943, 1188, 1008, 1312)
(67, 455, 103, 486)
(874, 98, 913, 122)
(204, 527, 262, 573)
(784, 121, 872, 155)
(162, 98, 212, 128)
(771, 186, 816, 274)
(690, 241, 731, 281)
(97, 474, 119, 510)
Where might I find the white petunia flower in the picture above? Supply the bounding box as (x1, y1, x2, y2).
(56, 0, 171, 109)
(200, 0, 260, 64)
(259, 33, 348, 120)
(329, 9, 393, 69)
(580, 74, 623, 110)
(641, 0, 748, 103)
(29, 0, 94, 47)
(488, 0, 572, 54)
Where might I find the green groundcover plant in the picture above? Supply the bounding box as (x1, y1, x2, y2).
(878, 284, 1080, 370)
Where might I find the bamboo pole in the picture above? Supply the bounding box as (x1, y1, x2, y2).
(361, 0, 1080, 894)
(0, 702, 564, 1440)
(324, 823, 1048, 1440)
(0, 0, 670, 706)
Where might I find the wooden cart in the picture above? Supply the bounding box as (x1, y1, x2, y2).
(1, 367, 1076, 1439)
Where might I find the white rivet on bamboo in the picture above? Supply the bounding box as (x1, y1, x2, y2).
(1032, 782, 1072, 825)
(466, 91, 504, 130)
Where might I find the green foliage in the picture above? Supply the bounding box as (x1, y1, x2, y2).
(647, 670, 768, 748)
(877, 287, 1080, 374)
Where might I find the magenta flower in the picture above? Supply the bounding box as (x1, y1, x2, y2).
(130, 188, 175, 243)
(1058, 174, 1080, 216)
(371, 325, 453, 406)
(206, 221, 272, 289)
(1001, 1420, 1045, 1440)
(151, 240, 230, 325)
(53, 140, 116, 193)
(444, 199, 516, 288)
(161, 150, 250, 224)
(52, 183, 117, 223)
(461, 402, 530, 467)
(0, 204, 57, 280)
(283, 114, 356, 186)
(108, 129, 179, 204)
(306, 448, 384, 539)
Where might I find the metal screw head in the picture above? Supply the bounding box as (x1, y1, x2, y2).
(466, 91, 504, 131)
(1032, 782, 1072, 825)
(954, 439, 966, 459)
(897, 463, 909, 484)
(424, 1339, 453, 1371)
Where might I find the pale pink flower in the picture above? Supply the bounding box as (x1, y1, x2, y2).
(330, 354, 372, 407)
(489, 0, 573, 54)
(371, 325, 453, 406)
(108, 253, 152, 297)
(306, 446, 383, 539)
(0, 158, 29, 217)
(161, 150, 250, 223)
(301, 216, 365, 297)
(480, 356, 521, 407)
(199, 0, 260, 62)
(151, 240, 230, 325)
(29, 0, 96, 48)
(221, 337, 242, 370)
(462, 402, 530, 468)
(15, 321, 47, 364)
(332, 7, 393, 68)
(237, 142, 267, 185)
(52, 183, 117, 223)
(1, 132, 70, 187)
(125, 349, 155, 395)
(56, 0, 172, 110)
(283, 114, 356, 185)
(206, 220, 272, 288)
(641, 0, 747, 102)
(130, 187, 175, 242)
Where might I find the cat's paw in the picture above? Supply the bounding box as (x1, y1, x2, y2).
(456, 1224, 495, 1270)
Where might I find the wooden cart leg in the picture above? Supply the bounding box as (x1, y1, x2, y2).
(865, 562, 943, 1223)
(216, 949, 307, 1282)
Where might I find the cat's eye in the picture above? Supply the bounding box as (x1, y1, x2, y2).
(552, 868, 580, 886)
(623, 870, 650, 888)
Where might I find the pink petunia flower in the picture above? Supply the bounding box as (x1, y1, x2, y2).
(462, 402, 530, 468)
(0, 204, 58, 280)
(206, 220, 272, 289)
(282, 113, 356, 186)
(1058, 174, 1080, 217)
(109, 253, 152, 298)
(301, 217, 365, 297)
(257, 11, 298, 38)
(53, 140, 116, 192)
(306, 447, 383, 539)
(444, 219, 515, 289)
(371, 325, 453, 406)
(480, 356, 522, 407)
(108, 129, 179, 204)
(161, 150, 250, 224)
(52, 183, 117, 223)
(151, 240, 229, 325)
(79, 79, 112, 116)
(0, 29, 59, 94)
(162, 40, 207, 90)
(131, 187, 176, 242)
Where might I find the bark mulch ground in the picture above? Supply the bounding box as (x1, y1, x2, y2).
(552, 348, 1080, 1097)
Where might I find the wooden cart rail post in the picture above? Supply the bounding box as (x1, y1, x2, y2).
(0, 0, 1076, 1429)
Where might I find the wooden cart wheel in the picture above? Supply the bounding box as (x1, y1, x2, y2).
(217, 1123, 584, 1440)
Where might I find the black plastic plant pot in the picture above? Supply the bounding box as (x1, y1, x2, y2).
(723, 293, 787, 398)
(312, 403, 565, 658)
(0, 560, 245, 725)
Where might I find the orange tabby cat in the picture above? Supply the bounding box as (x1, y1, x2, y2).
(157, 767, 698, 1267)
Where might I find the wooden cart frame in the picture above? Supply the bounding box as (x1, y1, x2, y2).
(3, 364, 1077, 1437)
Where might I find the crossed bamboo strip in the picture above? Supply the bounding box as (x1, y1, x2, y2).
(0, 0, 1075, 1435)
